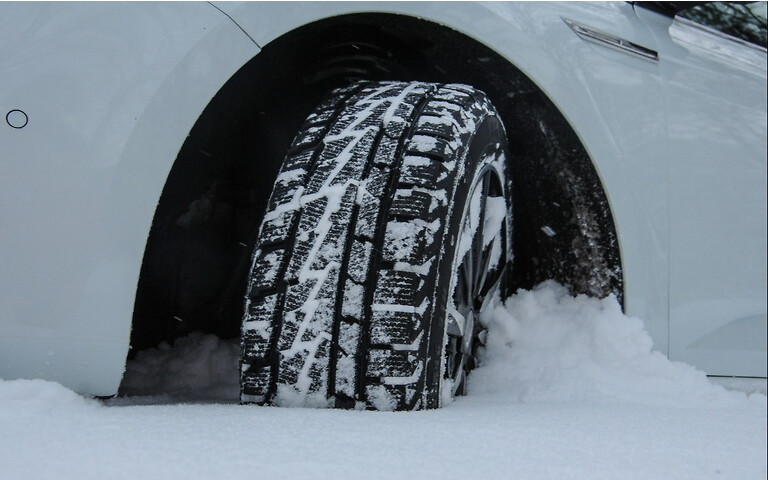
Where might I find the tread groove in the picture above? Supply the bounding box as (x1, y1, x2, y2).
(328, 124, 386, 403)
(356, 84, 442, 407)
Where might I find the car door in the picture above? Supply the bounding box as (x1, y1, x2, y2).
(637, 2, 767, 377)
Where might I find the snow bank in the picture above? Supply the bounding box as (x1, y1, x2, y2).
(106, 282, 766, 408)
(472, 281, 763, 407)
(0, 379, 96, 416)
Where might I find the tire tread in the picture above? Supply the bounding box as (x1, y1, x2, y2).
(241, 81, 502, 410)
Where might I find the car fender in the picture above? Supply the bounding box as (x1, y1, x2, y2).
(0, 2, 257, 395)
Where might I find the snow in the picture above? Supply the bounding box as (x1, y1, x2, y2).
(482, 195, 507, 247)
(408, 134, 441, 153)
(382, 82, 421, 129)
(118, 332, 239, 402)
(1, 283, 765, 479)
(473, 282, 761, 407)
(371, 297, 430, 316)
(393, 258, 434, 276)
(275, 168, 306, 185)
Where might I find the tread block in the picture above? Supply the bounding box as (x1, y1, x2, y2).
(276, 311, 301, 353)
(373, 135, 401, 167)
(338, 319, 361, 357)
(382, 101, 415, 138)
(299, 297, 336, 344)
(367, 349, 420, 378)
(241, 365, 271, 398)
(382, 221, 435, 265)
(357, 82, 400, 101)
(373, 270, 426, 307)
(355, 199, 381, 240)
(432, 90, 474, 107)
(278, 281, 314, 349)
(248, 249, 286, 291)
(241, 293, 280, 360)
(315, 84, 360, 110)
(403, 84, 436, 102)
(307, 343, 331, 394)
(279, 276, 337, 349)
(341, 281, 364, 321)
(286, 185, 355, 278)
(268, 171, 306, 210)
(445, 85, 487, 108)
(390, 189, 434, 219)
(281, 150, 315, 173)
(414, 114, 459, 138)
(383, 117, 408, 138)
(244, 291, 279, 322)
(400, 155, 444, 188)
(286, 199, 325, 279)
(334, 321, 361, 397)
(304, 150, 347, 195)
(443, 83, 476, 94)
(358, 165, 390, 201)
(241, 330, 270, 364)
(291, 125, 326, 150)
(422, 101, 463, 119)
(326, 99, 385, 136)
(348, 240, 373, 284)
(370, 310, 422, 345)
(278, 341, 331, 396)
(355, 167, 389, 240)
(305, 131, 373, 195)
(406, 135, 455, 161)
(365, 384, 405, 411)
(306, 186, 356, 272)
(335, 354, 357, 399)
(259, 212, 296, 246)
(277, 350, 307, 386)
(281, 274, 320, 314)
(304, 108, 336, 127)
(332, 154, 369, 190)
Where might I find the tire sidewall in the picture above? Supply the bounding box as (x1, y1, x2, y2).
(423, 112, 511, 408)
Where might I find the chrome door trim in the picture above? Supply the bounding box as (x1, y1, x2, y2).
(563, 18, 659, 62)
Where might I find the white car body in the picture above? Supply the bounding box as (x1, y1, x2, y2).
(1, 1, 765, 396)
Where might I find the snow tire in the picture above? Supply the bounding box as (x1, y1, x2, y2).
(240, 81, 511, 410)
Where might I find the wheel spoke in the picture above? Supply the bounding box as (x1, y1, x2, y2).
(445, 162, 509, 399)
(455, 369, 467, 396)
(475, 235, 503, 302)
(461, 253, 474, 304)
(473, 173, 491, 289)
(446, 305, 465, 337)
(474, 243, 493, 299)
(478, 262, 505, 313)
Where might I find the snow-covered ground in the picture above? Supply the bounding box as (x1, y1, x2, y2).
(1, 283, 765, 479)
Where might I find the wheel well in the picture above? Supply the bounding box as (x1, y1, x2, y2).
(128, 12, 623, 358)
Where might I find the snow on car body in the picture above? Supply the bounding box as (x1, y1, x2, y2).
(0, 2, 765, 399)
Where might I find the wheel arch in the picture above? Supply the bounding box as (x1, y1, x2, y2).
(129, 9, 625, 361)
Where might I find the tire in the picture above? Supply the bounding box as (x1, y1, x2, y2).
(240, 81, 511, 410)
